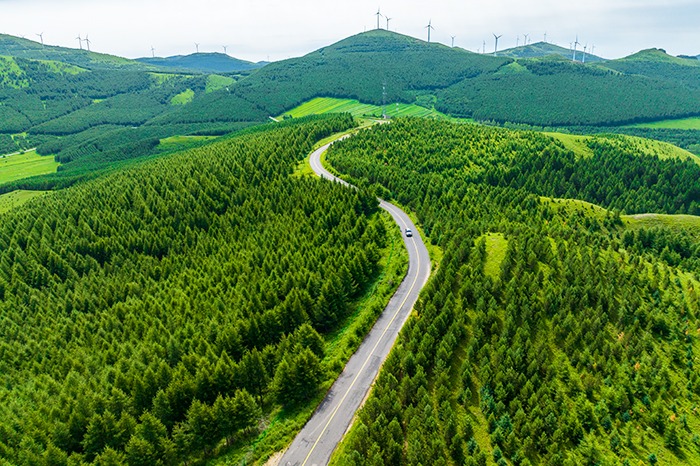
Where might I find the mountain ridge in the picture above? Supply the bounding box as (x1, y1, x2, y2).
(497, 41, 606, 62)
(136, 52, 267, 74)
(0, 34, 153, 71)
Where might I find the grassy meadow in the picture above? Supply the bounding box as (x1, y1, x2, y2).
(0, 149, 59, 184)
(279, 97, 449, 120)
(0, 189, 48, 214)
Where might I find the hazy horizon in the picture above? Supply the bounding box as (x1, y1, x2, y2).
(0, 0, 698, 62)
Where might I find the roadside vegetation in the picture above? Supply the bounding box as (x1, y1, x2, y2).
(0, 115, 408, 465)
(328, 118, 700, 465)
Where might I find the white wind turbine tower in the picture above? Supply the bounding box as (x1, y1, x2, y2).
(84, 35, 91, 52)
(493, 33, 502, 54)
(76, 34, 83, 50)
(223, 45, 228, 55)
(523, 34, 529, 46)
(151, 46, 155, 58)
(572, 35, 580, 61)
(582, 44, 588, 63)
(376, 8, 383, 29)
(451, 35, 456, 48)
(36, 32, 44, 46)
(385, 16, 392, 31)
(425, 19, 435, 43)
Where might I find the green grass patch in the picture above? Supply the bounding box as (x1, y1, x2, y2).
(545, 132, 595, 158)
(543, 196, 610, 220)
(623, 213, 700, 238)
(482, 233, 508, 280)
(0, 149, 59, 184)
(0, 190, 48, 214)
(544, 196, 700, 238)
(206, 74, 236, 93)
(37, 59, 85, 75)
(279, 97, 450, 121)
(291, 157, 315, 178)
(170, 88, 195, 106)
(149, 72, 188, 86)
(546, 131, 700, 165)
(495, 62, 530, 75)
(631, 117, 700, 130)
(613, 134, 700, 165)
(158, 135, 217, 147)
(209, 210, 409, 465)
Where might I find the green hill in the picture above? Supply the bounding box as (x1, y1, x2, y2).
(600, 49, 700, 94)
(136, 52, 266, 74)
(3, 30, 700, 192)
(156, 30, 508, 125)
(0, 115, 409, 465)
(498, 41, 605, 63)
(162, 30, 700, 128)
(0, 41, 241, 188)
(0, 34, 152, 71)
(327, 118, 700, 466)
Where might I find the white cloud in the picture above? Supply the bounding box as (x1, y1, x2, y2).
(0, 0, 697, 60)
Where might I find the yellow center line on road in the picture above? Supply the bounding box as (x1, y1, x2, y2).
(301, 223, 423, 466)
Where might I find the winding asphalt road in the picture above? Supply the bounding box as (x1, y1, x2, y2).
(279, 141, 431, 466)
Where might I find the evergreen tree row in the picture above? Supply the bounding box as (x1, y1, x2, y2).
(328, 118, 700, 465)
(0, 114, 393, 465)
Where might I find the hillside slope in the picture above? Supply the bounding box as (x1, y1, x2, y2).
(161, 30, 700, 128)
(0, 34, 152, 71)
(328, 118, 700, 466)
(498, 41, 605, 63)
(155, 30, 509, 125)
(0, 115, 402, 466)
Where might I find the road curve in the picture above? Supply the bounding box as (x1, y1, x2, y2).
(279, 141, 431, 466)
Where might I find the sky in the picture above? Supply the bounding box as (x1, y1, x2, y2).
(0, 0, 698, 62)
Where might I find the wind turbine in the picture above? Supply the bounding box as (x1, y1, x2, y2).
(591, 45, 596, 56)
(36, 32, 44, 46)
(425, 20, 435, 43)
(516, 36, 520, 47)
(482, 40, 486, 54)
(375, 8, 383, 29)
(544, 32, 547, 43)
(493, 34, 502, 54)
(76, 34, 83, 50)
(223, 45, 228, 55)
(385, 16, 392, 31)
(451, 35, 456, 48)
(582, 44, 588, 63)
(151, 46, 155, 58)
(572, 35, 580, 61)
(523, 33, 529, 45)
(84, 35, 91, 52)
(195, 43, 200, 53)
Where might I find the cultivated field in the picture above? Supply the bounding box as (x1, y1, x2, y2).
(0, 149, 59, 184)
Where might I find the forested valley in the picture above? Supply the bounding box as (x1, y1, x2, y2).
(0, 115, 406, 465)
(329, 119, 700, 465)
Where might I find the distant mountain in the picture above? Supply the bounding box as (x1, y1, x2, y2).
(159, 30, 700, 128)
(498, 41, 606, 63)
(136, 52, 267, 74)
(155, 30, 508, 125)
(0, 34, 152, 71)
(601, 49, 700, 88)
(678, 54, 700, 60)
